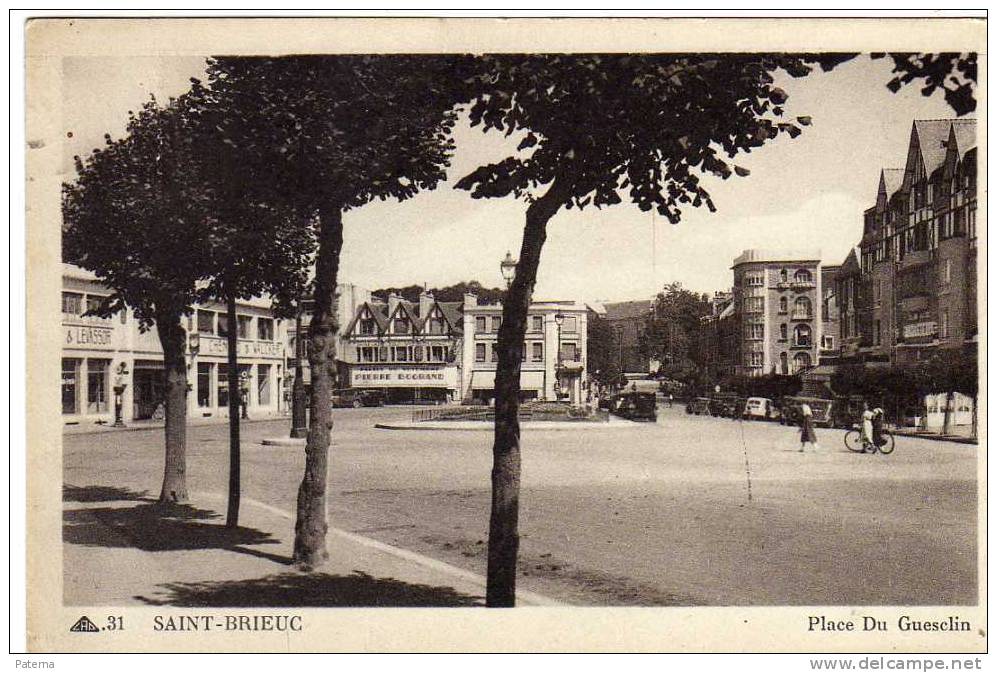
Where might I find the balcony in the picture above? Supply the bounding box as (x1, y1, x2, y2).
(790, 313, 813, 321)
(776, 281, 816, 290)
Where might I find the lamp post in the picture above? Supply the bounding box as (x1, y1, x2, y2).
(290, 305, 308, 438)
(239, 370, 250, 420)
(112, 362, 129, 427)
(500, 251, 517, 289)
(554, 312, 565, 400)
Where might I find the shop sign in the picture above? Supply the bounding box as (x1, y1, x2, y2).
(199, 335, 283, 358)
(902, 321, 937, 339)
(64, 324, 113, 349)
(351, 367, 455, 388)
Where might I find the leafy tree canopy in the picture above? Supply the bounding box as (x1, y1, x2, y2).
(371, 280, 505, 305)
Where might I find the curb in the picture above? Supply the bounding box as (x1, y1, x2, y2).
(63, 416, 287, 436)
(374, 421, 629, 432)
(260, 437, 307, 447)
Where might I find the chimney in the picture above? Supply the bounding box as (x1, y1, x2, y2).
(419, 290, 434, 318)
(388, 292, 401, 317)
(463, 292, 477, 309)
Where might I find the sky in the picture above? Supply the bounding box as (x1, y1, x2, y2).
(61, 54, 970, 304)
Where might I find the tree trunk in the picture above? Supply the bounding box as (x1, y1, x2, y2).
(942, 390, 954, 436)
(226, 295, 241, 528)
(156, 309, 189, 505)
(487, 179, 569, 607)
(292, 204, 344, 570)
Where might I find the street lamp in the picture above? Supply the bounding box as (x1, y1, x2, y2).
(500, 251, 517, 289)
(112, 362, 129, 428)
(554, 312, 565, 399)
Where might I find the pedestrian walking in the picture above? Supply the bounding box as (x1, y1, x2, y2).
(668, 393, 674, 408)
(798, 402, 820, 452)
(860, 401, 874, 450)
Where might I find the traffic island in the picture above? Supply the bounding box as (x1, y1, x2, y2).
(260, 436, 307, 447)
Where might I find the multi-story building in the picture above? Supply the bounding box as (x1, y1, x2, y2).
(819, 264, 841, 362)
(336, 292, 590, 405)
(697, 291, 736, 380)
(461, 296, 588, 404)
(845, 118, 977, 365)
(62, 263, 289, 427)
(731, 249, 823, 377)
(835, 247, 863, 361)
(338, 291, 463, 403)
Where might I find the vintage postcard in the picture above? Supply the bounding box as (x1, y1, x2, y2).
(24, 16, 986, 653)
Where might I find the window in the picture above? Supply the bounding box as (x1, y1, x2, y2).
(85, 294, 107, 317)
(779, 296, 788, 313)
(359, 317, 377, 335)
(794, 324, 812, 347)
(562, 316, 578, 332)
(531, 342, 543, 362)
(427, 315, 446, 335)
(746, 272, 764, 287)
(793, 297, 812, 319)
(779, 352, 788, 374)
(217, 313, 230, 338)
(62, 358, 79, 414)
(237, 315, 252, 339)
(217, 364, 229, 407)
(475, 343, 486, 362)
(780, 324, 788, 340)
(258, 364, 272, 406)
(475, 316, 487, 333)
(86, 359, 110, 413)
(393, 318, 410, 334)
(359, 346, 379, 363)
(530, 315, 543, 332)
(429, 345, 447, 362)
(492, 316, 502, 333)
(793, 352, 812, 371)
(744, 297, 764, 313)
(748, 352, 763, 367)
(258, 317, 274, 341)
(413, 345, 424, 362)
(561, 342, 578, 361)
(197, 363, 212, 407)
(780, 269, 788, 283)
(394, 346, 409, 362)
(62, 292, 83, 316)
(794, 269, 812, 284)
(197, 310, 215, 335)
(822, 336, 835, 350)
(491, 344, 499, 362)
(745, 323, 764, 340)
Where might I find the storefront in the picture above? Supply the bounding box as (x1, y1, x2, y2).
(349, 364, 460, 404)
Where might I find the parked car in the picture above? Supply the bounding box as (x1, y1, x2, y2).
(687, 397, 712, 415)
(710, 393, 740, 418)
(743, 397, 777, 421)
(331, 388, 384, 408)
(611, 391, 658, 422)
(780, 396, 834, 427)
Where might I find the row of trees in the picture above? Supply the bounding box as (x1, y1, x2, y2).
(64, 52, 973, 606)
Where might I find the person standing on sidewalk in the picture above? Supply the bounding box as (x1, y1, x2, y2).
(798, 402, 819, 452)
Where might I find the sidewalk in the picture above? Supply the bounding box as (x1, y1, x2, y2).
(63, 486, 561, 608)
(891, 427, 979, 445)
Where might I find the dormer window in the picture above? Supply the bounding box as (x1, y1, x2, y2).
(393, 317, 410, 334)
(359, 317, 376, 335)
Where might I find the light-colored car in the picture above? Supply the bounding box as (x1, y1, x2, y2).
(743, 397, 776, 421)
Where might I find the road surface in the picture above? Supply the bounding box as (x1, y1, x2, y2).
(63, 405, 978, 606)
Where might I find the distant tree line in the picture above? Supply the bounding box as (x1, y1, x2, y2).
(371, 280, 506, 305)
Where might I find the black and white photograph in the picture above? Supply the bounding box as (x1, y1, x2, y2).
(21, 15, 985, 655)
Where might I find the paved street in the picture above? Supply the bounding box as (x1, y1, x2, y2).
(63, 405, 978, 606)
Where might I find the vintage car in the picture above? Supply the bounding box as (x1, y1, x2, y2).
(331, 388, 385, 408)
(780, 396, 834, 427)
(710, 393, 741, 418)
(610, 391, 658, 422)
(743, 396, 778, 421)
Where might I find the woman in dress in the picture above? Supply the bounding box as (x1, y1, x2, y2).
(861, 401, 875, 451)
(799, 402, 819, 452)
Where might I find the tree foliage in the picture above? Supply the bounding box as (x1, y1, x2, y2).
(872, 52, 977, 116)
(586, 313, 622, 386)
(372, 280, 505, 305)
(643, 281, 711, 378)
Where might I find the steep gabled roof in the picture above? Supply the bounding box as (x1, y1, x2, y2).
(881, 168, 905, 197)
(912, 119, 955, 176)
(343, 301, 389, 336)
(387, 301, 423, 333)
(951, 118, 977, 157)
(437, 302, 464, 333)
(837, 247, 861, 277)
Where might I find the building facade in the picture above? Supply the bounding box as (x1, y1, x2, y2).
(62, 264, 289, 428)
(731, 249, 823, 377)
(843, 118, 977, 366)
(338, 291, 463, 403)
(819, 264, 841, 362)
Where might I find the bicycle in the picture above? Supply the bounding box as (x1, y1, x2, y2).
(844, 425, 895, 454)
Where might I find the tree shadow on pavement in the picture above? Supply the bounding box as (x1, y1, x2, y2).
(63, 484, 151, 503)
(134, 570, 482, 607)
(63, 500, 283, 555)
